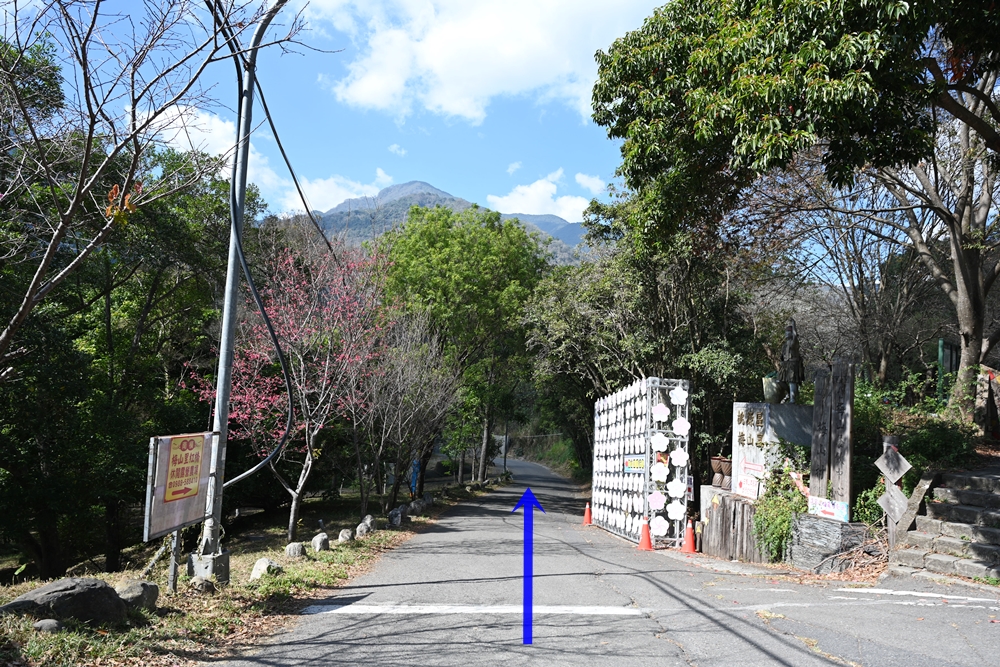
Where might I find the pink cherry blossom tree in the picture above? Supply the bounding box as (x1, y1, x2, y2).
(193, 234, 385, 541)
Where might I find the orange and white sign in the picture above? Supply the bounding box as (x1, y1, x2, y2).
(144, 432, 216, 541)
(164, 435, 205, 502)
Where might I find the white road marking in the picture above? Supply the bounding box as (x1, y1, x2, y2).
(303, 604, 648, 616)
(835, 588, 1000, 602)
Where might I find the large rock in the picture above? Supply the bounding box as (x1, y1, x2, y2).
(249, 558, 282, 581)
(188, 576, 216, 595)
(338, 528, 353, 543)
(0, 578, 126, 624)
(33, 619, 64, 633)
(409, 499, 425, 516)
(362, 514, 375, 529)
(114, 579, 159, 612)
(422, 492, 434, 506)
(311, 532, 330, 552)
(285, 542, 306, 558)
(356, 521, 371, 538)
(388, 507, 403, 527)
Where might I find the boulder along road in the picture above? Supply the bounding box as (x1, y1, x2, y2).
(217, 459, 1000, 667)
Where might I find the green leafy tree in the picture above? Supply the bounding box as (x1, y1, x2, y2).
(526, 195, 770, 469)
(592, 0, 1000, 413)
(0, 2, 299, 372)
(379, 206, 548, 482)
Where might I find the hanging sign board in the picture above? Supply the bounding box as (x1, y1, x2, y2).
(143, 432, 217, 541)
(623, 455, 646, 473)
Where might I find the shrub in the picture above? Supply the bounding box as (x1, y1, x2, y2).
(852, 484, 884, 526)
(753, 462, 808, 562)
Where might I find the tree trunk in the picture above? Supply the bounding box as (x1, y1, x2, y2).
(388, 457, 407, 511)
(286, 451, 314, 542)
(352, 425, 370, 520)
(477, 413, 492, 482)
(416, 444, 434, 497)
(949, 270, 986, 418)
(457, 450, 465, 485)
(22, 516, 64, 580)
(287, 491, 301, 543)
(104, 499, 125, 572)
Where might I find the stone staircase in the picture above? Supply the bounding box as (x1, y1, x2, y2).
(890, 469, 1000, 580)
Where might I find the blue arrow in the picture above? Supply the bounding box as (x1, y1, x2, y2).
(512, 487, 545, 644)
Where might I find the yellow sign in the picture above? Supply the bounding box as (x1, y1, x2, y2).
(164, 435, 204, 503)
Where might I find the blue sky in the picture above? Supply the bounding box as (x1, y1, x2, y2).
(171, 1, 661, 222)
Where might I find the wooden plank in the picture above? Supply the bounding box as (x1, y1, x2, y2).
(809, 369, 832, 498)
(829, 359, 854, 504)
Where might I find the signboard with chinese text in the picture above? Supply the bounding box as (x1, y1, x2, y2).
(732, 403, 774, 500)
(144, 432, 217, 541)
(808, 495, 850, 523)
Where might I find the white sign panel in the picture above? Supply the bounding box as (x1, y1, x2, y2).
(732, 403, 775, 500)
(143, 432, 216, 541)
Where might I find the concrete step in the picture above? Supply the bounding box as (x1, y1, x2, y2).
(925, 552, 962, 575)
(915, 515, 943, 534)
(932, 486, 1000, 509)
(968, 541, 1000, 566)
(942, 471, 1000, 494)
(889, 547, 1000, 580)
(938, 521, 1000, 546)
(890, 546, 927, 568)
(925, 501, 1000, 528)
(901, 530, 937, 549)
(931, 535, 970, 558)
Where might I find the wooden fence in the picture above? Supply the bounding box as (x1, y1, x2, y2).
(700, 490, 765, 563)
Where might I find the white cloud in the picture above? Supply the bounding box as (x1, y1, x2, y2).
(281, 168, 393, 213)
(155, 105, 285, 194)
(507, 161, 522, 175)
(388, 143, 407, 156)
(305, 1, 658, 123)
(575, 172, 604, 195)
(486, 168, 589, 222)
(153, 106, 397, 214)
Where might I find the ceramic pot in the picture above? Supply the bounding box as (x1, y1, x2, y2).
(712, 472, 723, 487)
(721, 475, 732, 491)
(721, 459, 732, 476)
(710, 456, 723, 474)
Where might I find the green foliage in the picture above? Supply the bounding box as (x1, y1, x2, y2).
(752, 463, 808, 562)
(527, 197, 772, 464)
(850, 378, 977, 495)
(589, 0, 996, 234)
(381, 205, 548, 472)
(852, 485, 885, 526)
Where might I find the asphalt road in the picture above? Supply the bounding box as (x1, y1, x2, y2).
(219, 459, 1000, 666)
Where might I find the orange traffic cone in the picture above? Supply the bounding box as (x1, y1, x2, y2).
(637, 516, 653, 551)
(682, 519, 696, 553)
(583, 502, 593, 526)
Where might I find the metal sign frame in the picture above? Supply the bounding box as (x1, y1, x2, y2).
(144, 432, 218, 542)
(591, 377, 691, 547)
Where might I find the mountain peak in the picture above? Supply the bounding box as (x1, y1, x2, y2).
(325, 181, 456, 215)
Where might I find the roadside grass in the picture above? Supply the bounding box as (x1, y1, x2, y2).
(0, 484, 489, 667)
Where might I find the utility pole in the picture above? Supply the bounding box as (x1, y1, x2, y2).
(191, 0, 289, 584)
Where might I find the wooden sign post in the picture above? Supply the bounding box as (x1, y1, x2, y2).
(808, 369, 832, 498)
(807, 359, 854, 521)
(829, 359, 854, 505)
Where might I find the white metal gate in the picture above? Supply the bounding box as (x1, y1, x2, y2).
(591, 377, 692, 547)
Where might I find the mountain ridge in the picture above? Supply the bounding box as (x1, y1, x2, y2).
(318, 181, 587, 262)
